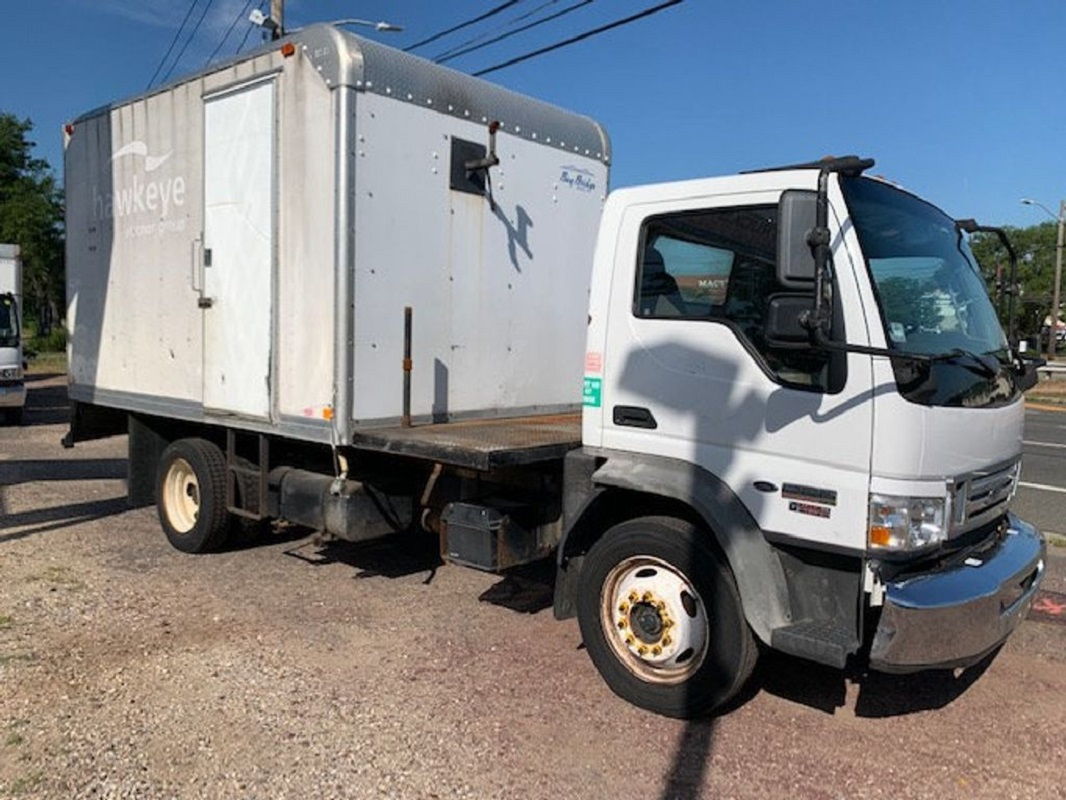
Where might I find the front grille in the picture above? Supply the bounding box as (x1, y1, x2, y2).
(951, 461, 1019, 533)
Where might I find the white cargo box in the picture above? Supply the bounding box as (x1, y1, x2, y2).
(65, 25, 609, 445)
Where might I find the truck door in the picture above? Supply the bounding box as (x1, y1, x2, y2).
(201, 79, 275, 419)
(600, 191, 874, 554)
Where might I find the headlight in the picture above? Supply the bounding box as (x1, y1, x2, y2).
(868, 494, 947, 552)
(0, 366, 21, 380)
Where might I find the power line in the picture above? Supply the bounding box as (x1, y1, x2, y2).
(236, 0, 268, 55)
(146, 0, 200, 89)
(404, 0, 522, 53)
(206, 0, 256, 66)
(432, 0, 559, 62)
(436, 0, 593, 65)
(472, 0, 682, 77)
(160, 0, 219, 84)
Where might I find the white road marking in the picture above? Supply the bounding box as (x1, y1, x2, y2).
(1018, 480, 1066, 495)
(1023, 440, 1066, 449)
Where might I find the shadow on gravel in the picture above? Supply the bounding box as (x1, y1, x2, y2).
(0, 458, 127, 485)
(478, 558, 555, 614)
(756, 647, 998, 718)
(21, 377, 71, 426)
(659, 719, 716, 800)
(285, 532, 441, 583)
(0, 496, 129, 543)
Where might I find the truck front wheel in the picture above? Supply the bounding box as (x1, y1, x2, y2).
(576, 516, 756, 718)
(156, 438, 230, 553)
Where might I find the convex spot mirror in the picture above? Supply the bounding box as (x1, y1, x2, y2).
(777, 189, 818, 288)
(764, 293, 815, 346)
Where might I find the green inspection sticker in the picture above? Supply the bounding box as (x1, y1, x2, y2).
(583, 376, 602, 407)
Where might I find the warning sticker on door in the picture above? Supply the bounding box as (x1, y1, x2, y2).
(583, 377, 602, 407)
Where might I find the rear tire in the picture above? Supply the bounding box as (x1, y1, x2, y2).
(156, 438, 230, 553)
(577, 515, 757, 718)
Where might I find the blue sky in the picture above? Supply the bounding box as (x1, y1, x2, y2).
(2, 0, 1064, 227)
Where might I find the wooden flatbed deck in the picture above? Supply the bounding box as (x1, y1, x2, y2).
(348, 413, 582, 471)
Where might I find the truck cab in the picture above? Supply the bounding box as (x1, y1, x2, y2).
(561, 159, 1046, 717)
(0, 243, 25, 424)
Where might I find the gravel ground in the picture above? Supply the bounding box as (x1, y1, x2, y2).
(2, 375, 1065, 800)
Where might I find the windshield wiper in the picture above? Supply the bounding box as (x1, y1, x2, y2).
(928, 348, 999, 379)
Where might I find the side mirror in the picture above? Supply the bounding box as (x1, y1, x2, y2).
(777, 189, 818, 288)
(1016, 363, 1039, 393)
(764, 294, 815, 346)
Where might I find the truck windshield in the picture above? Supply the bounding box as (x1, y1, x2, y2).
(841, 176, 1016, 407)
(0, 294, 18, 348)
(841, 177, 1007, 358)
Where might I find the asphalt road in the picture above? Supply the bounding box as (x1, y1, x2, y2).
(1014, 406, 1066, 536)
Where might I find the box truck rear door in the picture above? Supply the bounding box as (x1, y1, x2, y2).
(202, 79, 275, 419)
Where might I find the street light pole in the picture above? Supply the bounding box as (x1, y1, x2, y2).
(1053, 200, 1065, 359)
(270, 0, 284, 39)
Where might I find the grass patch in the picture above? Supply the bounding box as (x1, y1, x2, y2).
(25, 349, 66, 376)
(0, 614, 12, 629)
(0, 653, 35, 667)
(8, 769, 42, 795)
(30, 565, 84, 589)
(5, 731, 24, 747)
(1047, 532, 1066, 548)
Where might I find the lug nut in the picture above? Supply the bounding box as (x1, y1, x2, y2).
(625, 636, 635, 645)
(618, 602, 629, 613)
(637, 646, 647, 656)
(617, 620, 626, 629)
(642, 592, 653, 602)
(662, 635, 672, 646)
(652, 645, 662, 655)
(628, 591, 638, 602)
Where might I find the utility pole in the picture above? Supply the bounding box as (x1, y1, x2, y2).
(270, 0, 284, 39)
(1053, 200, 1065, 359)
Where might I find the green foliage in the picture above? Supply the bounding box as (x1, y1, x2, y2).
(969, 222, 1058, 338)
(30, 324, 66, 353)
(0, 113, 64, 333)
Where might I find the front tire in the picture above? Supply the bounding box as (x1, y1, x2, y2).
(576, 516, 756, 718)
(156, 438, 230, 553)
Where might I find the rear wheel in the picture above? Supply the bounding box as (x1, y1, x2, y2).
(577, 516, 757, 718)
(156, 438, 230, 553)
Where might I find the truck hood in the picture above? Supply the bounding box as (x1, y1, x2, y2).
(870, 367, 1023, 481)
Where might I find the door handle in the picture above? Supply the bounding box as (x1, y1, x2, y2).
(198, 297, 214, 309)
(191, 237, 202, 292)
(613, 405, 657, 429)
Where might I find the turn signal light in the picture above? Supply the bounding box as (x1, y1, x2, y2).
(281, 42, 296, 57)
(869, 526, 892, 547)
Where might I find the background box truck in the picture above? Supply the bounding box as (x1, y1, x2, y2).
(63, 25, 1046, 718)
(0, 243, 26, 423)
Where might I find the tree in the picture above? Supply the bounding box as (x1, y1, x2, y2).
(969, 222, 1058, 341)
(0, 113, 64, 335)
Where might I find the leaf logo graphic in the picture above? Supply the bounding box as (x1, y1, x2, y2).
(112, 140, 173, 173)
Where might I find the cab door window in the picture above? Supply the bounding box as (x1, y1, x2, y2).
(634, 205, 838, 392)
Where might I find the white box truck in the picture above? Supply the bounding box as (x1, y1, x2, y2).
(0, 243, 26, 423)
(63, 25, 1046, 718)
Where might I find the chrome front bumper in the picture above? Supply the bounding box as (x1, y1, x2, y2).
(0, 381, 25, 408)
(869, 515, 1045, 673)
